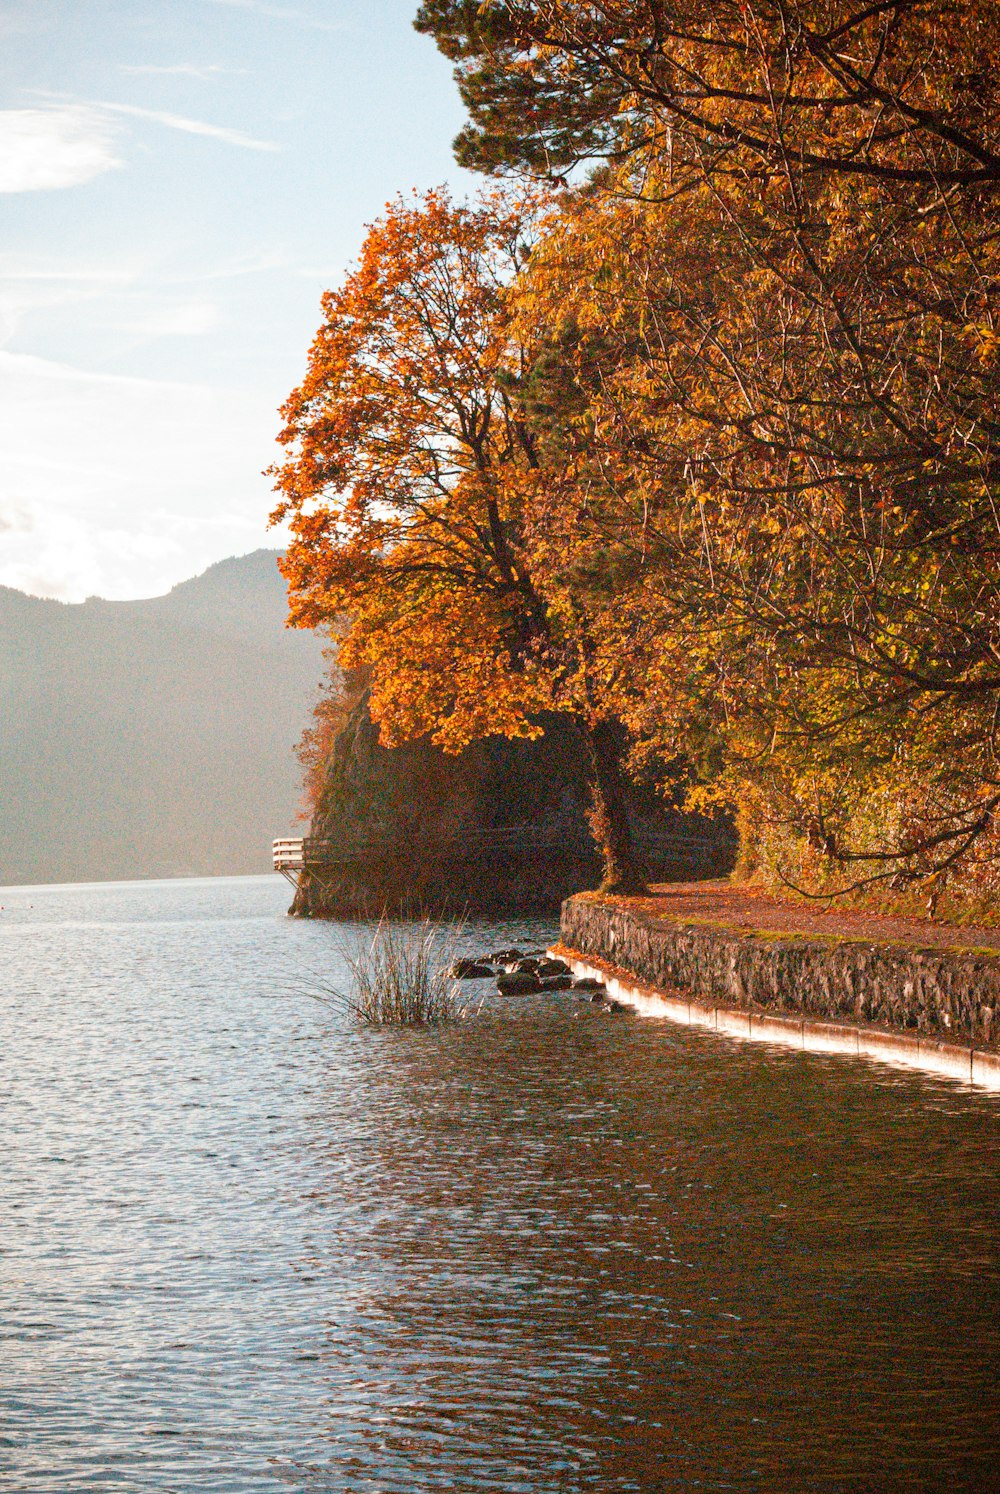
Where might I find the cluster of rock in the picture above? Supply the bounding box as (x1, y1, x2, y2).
(449, 948, 613, 1000)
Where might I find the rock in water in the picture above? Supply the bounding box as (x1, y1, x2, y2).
(496, 971, 543, 995)
(450, 959, 495, 979)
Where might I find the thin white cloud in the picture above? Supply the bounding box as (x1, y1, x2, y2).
(121, 63, 248, 78)
(0, 258, 141, 345)
(0, 251, 290, 347)
(0, 498, 33, 536)
(294, 262, 347, 281)
(0, 350, 281, 600)
(0, 107, 121, 193)
(29, 90, 280, 153)
(164, 250, 291, 283)
(0, 252, 152, 346)
(0, 248, 287, 288)
(120, 301, 219, 338)
(205, 0, 351, 32)
(0, 261, 134, 284)
(93, 99, 279, 152)
(207, 0, 296, 12)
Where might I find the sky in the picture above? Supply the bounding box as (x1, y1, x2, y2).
(0, 0, 475, 600)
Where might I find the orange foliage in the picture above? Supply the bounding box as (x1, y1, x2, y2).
(271, 186, 646, 888)
(271, 188, 555, 753)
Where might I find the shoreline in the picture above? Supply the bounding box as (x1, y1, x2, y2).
(552, 941, 1000, 1091)
(557, 881, 1000, 1091)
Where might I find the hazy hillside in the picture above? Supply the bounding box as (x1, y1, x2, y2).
(0, 550, 326, 886)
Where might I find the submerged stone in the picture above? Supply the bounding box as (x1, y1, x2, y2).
(497, 970, 543, 995)
(450, 959, 495, 979)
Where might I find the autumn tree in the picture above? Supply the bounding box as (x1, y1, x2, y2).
(415, 1, 1000, 189)
(276, 3, 1000, 907)
(407, 1, 1000, 907)
(271, 188, 647, 891)
(509, 165, 1000, 901)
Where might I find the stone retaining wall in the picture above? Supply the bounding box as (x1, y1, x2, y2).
(561, 895, 1000, 1051)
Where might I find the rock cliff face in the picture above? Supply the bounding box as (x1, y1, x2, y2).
(291, 694, 735, 916)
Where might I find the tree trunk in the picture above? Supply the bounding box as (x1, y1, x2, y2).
(584, 717, 649, 895)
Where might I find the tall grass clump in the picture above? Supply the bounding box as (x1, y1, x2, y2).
(306, 918, 476, 1027)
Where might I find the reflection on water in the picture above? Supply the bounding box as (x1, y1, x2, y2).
(1, 874, 998, 1491)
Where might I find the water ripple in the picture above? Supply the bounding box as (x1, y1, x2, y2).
(0, 875, 998, 1490)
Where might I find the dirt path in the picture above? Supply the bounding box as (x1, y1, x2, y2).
(606, 880, 1000, 955)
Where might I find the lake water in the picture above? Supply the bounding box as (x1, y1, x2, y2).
(1, 874, 998, 1492)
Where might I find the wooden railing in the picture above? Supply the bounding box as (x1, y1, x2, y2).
(273, 838, 308, 871)
(274, 824, 723, 877)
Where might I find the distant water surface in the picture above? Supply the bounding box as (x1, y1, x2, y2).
(1, 874, 998, 1491)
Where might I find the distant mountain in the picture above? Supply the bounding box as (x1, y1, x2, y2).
(0, 550, 326, 886)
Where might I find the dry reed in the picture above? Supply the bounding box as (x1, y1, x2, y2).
(304, 918, 476, 1026)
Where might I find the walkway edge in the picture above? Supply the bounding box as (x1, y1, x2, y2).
(551, 942, 1000, 1092)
